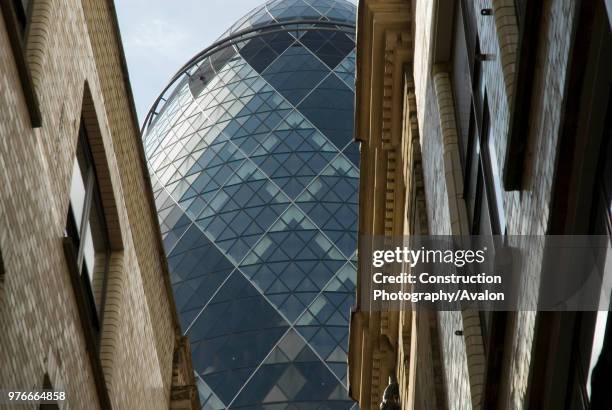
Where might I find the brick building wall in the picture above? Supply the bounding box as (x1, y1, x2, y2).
(349, 0, 590, 408)
(411, 0, 577, 408)
(0, 1, 197, 409)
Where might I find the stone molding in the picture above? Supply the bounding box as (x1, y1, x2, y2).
(350, 1, 414, 408)
(98, 252, 125, 394)
(26, 0, 53, 98)
(492, 0, 519, 106)
(433, 69, 486, 409)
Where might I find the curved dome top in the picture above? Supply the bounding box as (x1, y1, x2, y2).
(143, 0, 356, 133)
(219, 0, 357, 40)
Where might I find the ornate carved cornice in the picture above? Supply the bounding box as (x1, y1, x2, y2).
(349, 1, 415, 408)
(382, 29, 411, 237)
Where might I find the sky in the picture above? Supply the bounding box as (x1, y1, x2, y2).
(115, 0, 264, 125)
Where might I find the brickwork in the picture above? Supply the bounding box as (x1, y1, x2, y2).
(412, 0, 578, 408)
(501, 1, 577, 406)
(413, 11, 474, 403)
(0, 0, 197, 408)
(348, 1, 414, 408)
(350, 0, 583, 407)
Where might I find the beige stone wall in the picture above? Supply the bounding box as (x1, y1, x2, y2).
(497, 1, 577, 407)
(412, 4, 474, 407)
(349, 1, 415, 408)
(348, 0, 579, 408)
(410, 0, 578, 408)
(0, 1, 192, 408)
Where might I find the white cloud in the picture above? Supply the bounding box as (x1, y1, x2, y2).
(125, 18, 189, 52)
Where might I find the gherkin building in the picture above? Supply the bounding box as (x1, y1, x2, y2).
(141, 0, 359, 408)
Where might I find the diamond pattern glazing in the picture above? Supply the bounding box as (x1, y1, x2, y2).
(143, 1, 358, 408)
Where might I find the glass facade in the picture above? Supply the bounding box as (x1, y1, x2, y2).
(142, 1, 358, 408)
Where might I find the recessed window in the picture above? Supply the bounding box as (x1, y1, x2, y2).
(514, 0, 528, 31)
(0, 0, 41, 127)
(450, 4, 509, 389)
(65, 122, 110, 334)
(450, 5, 506, 235)
(0, 248, 5, 303)
(11, 0, 29, 35)
(39, 373, 59, 410)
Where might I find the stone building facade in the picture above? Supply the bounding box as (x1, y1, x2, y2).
(0, 1, 199, 409)
(349, 0, 612, 409)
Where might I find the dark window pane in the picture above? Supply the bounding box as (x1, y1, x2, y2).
(190, 48, 237, 98)
(297, 74, 354, 149)
(451, 2, 471, 164)
(66, 123, 110, 332)
(11, 0, 28, 33)
(268, 0, 322, 22)
(263, 43, 329, 105)
(187, 272, 289, 402)
(240, 31, 295, 73)
(300, 29, 355, 69)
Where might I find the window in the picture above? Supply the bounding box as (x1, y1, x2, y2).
(503, 0, 543, 190)
(65, 122, 110, 338)
(62, 105, 114, 408)
(514, 0, 528, 31)
(0, 0, 41, 126)
(11, 0, 29, 35)
(39, 373, 59, 410)
(451, 0, 506, 235)
(454, 45, 502, 235)
(586, 90, 612, 406)
(0, 248, 5, 304)
(451, 2, 509, 406)
(470, 96, 502, 237)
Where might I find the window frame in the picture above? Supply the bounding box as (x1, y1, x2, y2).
(0, 0, 41, 127)
(11, 0, 29, 36)
(450, 2, 510, 407)
(455, 43, 502, 237)
(39, 373, 59, 410)
(65, 122, 111, 342)
(0, 247, 5, 304)
(61, 118, 113, 408)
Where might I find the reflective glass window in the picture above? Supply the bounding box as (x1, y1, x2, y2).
(65, 122, 110, 335)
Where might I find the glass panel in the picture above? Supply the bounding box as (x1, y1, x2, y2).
(334, 49, 356, 90)
(297, 74, 355, 149)
(300, 30, 355, 69)
(82, 223, 95, 277)
(263, 43, 329, 105)
(220, 4, 274, 38)
(83, 188, 108, 313)
(67, 125, 110, 324)
(268, 0, 322, 22)
(189, 60, 217, 99)
(142, 2, 359, 406)
(187, 271, 289, 403)
(233, 352, 354, 407)
(69, 159, 86, 231)
(239, 31, 295, 74)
